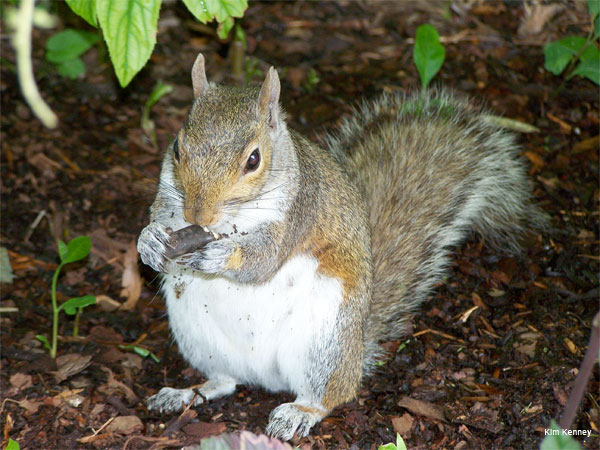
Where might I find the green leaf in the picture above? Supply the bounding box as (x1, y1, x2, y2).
(62, 236, 91, 264)
(36, 334, 51, 351)
(540, 420, 582, 450)
(57, 58, 86, 79)
(396, 434, 408, 450)
(45, 29, 99, 63)
(217, 16, 234, 39)
(58, 240, 68, 262)
(572, 56, 600, 84)
(65, 0, 98, 27)
(183, 0, 248, 24)
(588, 0, 600, 20)
(378, 444, 397, 450)
(97, 0, 162, 87)
(0, 246, 15, 283)
(413, 24, 445, 88)
(543, 36, 587, 75)
(119, 344, 160, 362)
(6, 438, 20, 450)
(60, 295, 96, 315)
(146, 81, 173, 111)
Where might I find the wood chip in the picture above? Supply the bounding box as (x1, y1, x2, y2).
(398, 397, 446, 422)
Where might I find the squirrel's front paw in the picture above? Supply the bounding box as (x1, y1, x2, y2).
(146, 387, 203, 414)
(178, 239, 240, 274)
(137, 221, 171, 273)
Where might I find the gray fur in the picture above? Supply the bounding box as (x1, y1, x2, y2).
(325, 89, 546, 371)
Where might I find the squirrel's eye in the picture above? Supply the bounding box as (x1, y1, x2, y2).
(245, 149, 260, 172)
(172, 138, 180, 162)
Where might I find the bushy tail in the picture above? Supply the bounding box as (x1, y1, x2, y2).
(325, 89, 546, 369)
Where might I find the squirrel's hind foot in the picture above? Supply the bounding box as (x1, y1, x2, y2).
(265, 402, 327, 441)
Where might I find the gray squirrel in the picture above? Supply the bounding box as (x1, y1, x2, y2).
(137, 53, 545, 440)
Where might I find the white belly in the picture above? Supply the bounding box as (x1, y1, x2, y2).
(161, 254, 343, 394)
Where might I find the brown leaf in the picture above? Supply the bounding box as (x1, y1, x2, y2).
(98, 367, 138, 403)
(106, 415, 143, 435)
(119, 241, 142, 310)
(95, 294, 122, 312)
(183, 421, 227, 439)
(518, 3, 564, 37)
(391, 413, 414, 435)
(10, 373, 33, 391)
(18, 399, 42, 415)
(52, 354, 92, 383)
(398, 397, 446, 422)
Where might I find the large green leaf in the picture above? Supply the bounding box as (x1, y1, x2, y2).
(65, 0, 98, 27)
(60, 295, 96, 315)
(413, 24, 445, 88)
(97, 0, 162, 87)
(62, 236, 91, 264)
(45, 29, 100, 63)
(543, 36, 587, 75)
(183, 0, 248, 24)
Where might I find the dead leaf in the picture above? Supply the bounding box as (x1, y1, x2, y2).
(95, 294, 122, 312)
(119, 241, 142, 310)
(518, 3, 564, 37)
(98, 367, 138, 403)
(513, 327, 540, 358)
(52, 354, 92, 383)
(398, 397, 446, 422)
(10, 373, 33, 391)
(182, 421, 227, 439)
(391, 413, 414, 435)
(106, 415, 143, 435)
(18, 398, 42, 415)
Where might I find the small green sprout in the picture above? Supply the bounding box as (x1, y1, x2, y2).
(37, 236, 96, 358)
(379, 433, 407, 450)
(6, 438, 20, 450)
(413, 24, 445, 89)
(141, 81, 173, 149)
(119, 344, 160, 363)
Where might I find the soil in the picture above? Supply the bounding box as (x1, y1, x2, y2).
(1, 2, 598, 449)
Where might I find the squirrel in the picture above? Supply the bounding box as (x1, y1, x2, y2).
(137, 53, 545, 440)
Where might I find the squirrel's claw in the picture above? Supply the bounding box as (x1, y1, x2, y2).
(146, 387, 203, 414)
(177, 239, 237, 274)
(137, 221, 171, 273)
(265, 402, 325, 441)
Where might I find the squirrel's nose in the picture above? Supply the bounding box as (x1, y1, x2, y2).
(184, 208, 217, 227)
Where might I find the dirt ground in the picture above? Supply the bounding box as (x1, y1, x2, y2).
(1, 1, 598, 449)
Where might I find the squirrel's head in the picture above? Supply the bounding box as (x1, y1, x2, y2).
(173, 53, 289, 228)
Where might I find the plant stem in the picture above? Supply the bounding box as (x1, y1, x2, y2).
(11, 0, 58, 128)
(73, 309, 80, 337)
(50, 263, 62, 358)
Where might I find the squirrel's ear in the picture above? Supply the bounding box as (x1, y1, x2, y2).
(258, 67, 281, 129)
(191, 53, 209, 98)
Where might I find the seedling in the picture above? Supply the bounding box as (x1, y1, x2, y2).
(119, 344, 160, 363)
(413, 24, 445, 88)
(540, 420, 582, 450)
(141, 81, 173, 150)
(379, 433, 408, 450)
(544, 0, 599, 88)
(45, 28, 100, 79)
(37, 236, 96, 358)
